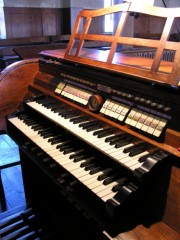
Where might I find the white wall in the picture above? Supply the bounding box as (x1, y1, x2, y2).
(2, 0, 103, 9)
(166, 0, 180, 7)
(154, 0, 166, 7)
(69, 1, 104, 33)
(0, 6, 6, 38)
(0, 0, 4, 38)
(2, 0, 180, 9)
(3, 0, 64, 8)
(0, 0, 3, 7)
(70, 0, 103, 9)
(154, 0, 180, 7)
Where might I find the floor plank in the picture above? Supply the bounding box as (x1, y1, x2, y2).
(0, 134, 19, 166)
(1, 166, 26, 209)
(0, 133, 26, 218)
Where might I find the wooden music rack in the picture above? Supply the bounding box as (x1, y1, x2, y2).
(64, 1, 180, 86)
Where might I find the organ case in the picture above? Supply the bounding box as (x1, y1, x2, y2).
(2, 2, 180, 239)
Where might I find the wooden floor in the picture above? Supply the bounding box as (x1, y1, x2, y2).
(0, 133, 26, 220)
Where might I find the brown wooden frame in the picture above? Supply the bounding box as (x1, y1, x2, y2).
(65, 2, 180, 86)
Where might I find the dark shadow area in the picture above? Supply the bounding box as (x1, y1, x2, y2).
(104, 158, 172, 237)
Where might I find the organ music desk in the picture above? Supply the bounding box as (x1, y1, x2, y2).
(1, 2, 180, 240)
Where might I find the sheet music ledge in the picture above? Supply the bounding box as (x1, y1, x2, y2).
(59, 2, 180, 87)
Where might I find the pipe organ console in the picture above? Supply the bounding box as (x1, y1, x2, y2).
(1, 2, 180, 240)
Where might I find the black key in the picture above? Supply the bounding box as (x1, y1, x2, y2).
(109, 134, 127, 145)
(138, 153, 151, 162)
(59, 144, 72, 151)
(69, 149, 85, 159)
(97, 168, 114, 181)
(58, 110, 68, 116)
(105, 132, 125, 142)
(79, 158, 88, 168)
(83, 156, 96, 163)
(109, 138, 125, 146)
(123, 144, 137, 153)
(103, 173, 119, 185)
(79, 121, 91, 128)
(97, 130, 114, 138)
(36, 98, 49, 104)
(42, 100, 54, 106)
(18, 114, 30, 120)
(34, 125, 46, 131)
(93, 128, 107, 136)
(112, 177, 128, 192)
(124, 142, 146, 154)
(52, 107, 65, 113)
(19, 115, 31, 120)
(73, 155, 87, 162)
(85, 163, 97, 171)
(90, 166, 101, 174)
(24, 118, 36, 123)
(129, 147, 146, 157)
(54, 108, 66, 115)
(115, 139, 131, 148)
(36, 126, 52, 132)
(23, 119, 36, 125)
(80, 159, 95, 167)
(64, 113, 79, 119)
(45, 103, 58, 109)
(29, 123, 42, 129)
(93, 127, 114, 137)
(60, 110, 75, 117)
(56, 140, 72, 149)
(42, 132, 57, 138)
(70, 116, 88, 124)
(50, 138, 64, 145)
(48, 135, 63, 143)
(63, 147, 76, 155)
(79, 120, 100, 129)
(86, 124, 102, 132)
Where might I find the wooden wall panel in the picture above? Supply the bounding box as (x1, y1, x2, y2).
(13, 13, 42, 38)
(134, 14, 180, 41)
(42, 13, 57, 36)
(4, 7, 64, 38)
(42, 8, 62, 36)
(134, 14, 166, 38)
